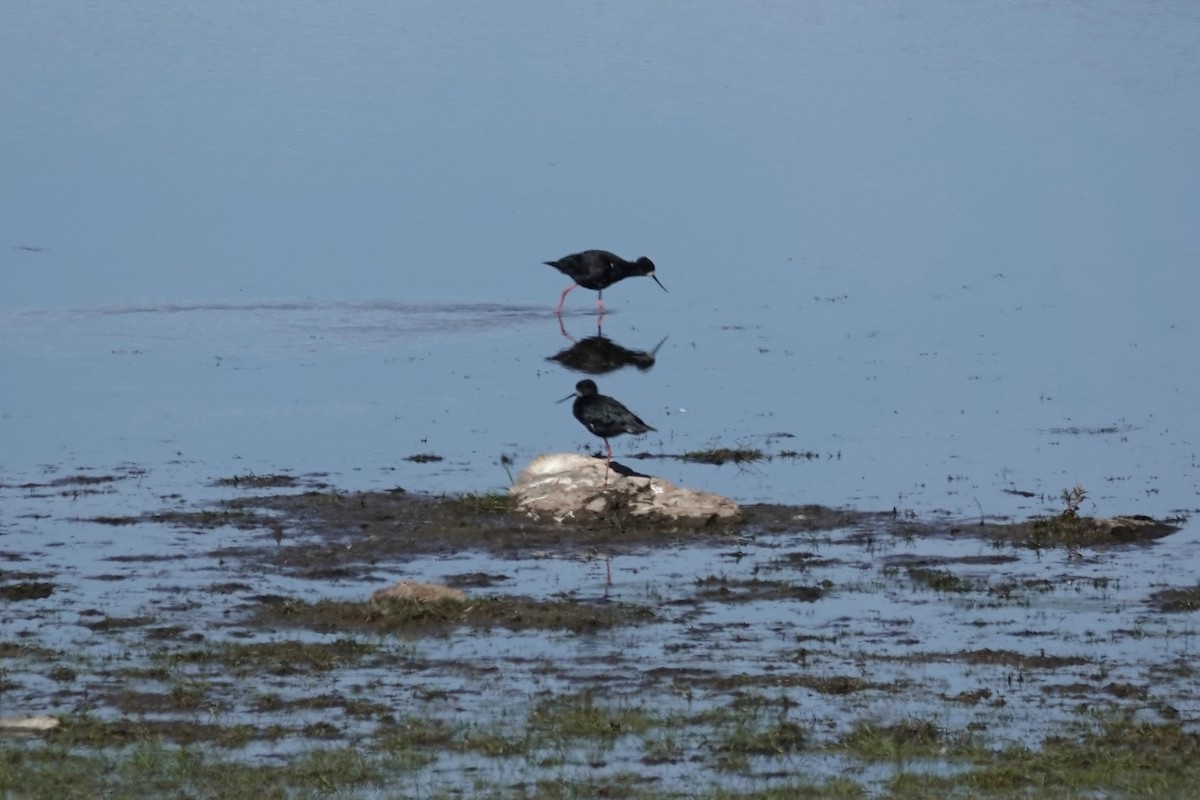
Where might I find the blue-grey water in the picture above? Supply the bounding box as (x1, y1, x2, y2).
(3, 4, 1200, 792)
(4, 2, 1200, 516)
(5, 2, 1198, 519)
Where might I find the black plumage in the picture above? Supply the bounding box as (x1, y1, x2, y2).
(544, 250, 666, 313)
(560, 379, 656, 482)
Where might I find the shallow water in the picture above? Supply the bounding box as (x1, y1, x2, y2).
(2, 2, 1200, 791)
(4, 1, 1199, 517)
(3, 470, 1199, 794)
(2, 291, 1197, 520)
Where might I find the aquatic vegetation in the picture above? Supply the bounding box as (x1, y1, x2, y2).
(905, 566, 980, 593)
(1, 488, 1192, 798)
(1148, 584, 1200, 613)
(680, 447, 766, 465)
(441, 491, 510, 514)
(0, 581, 54, 601)
(405, 453, 444, 463)
(1060, 484, 1087, 518)
(213, 472, 302, 489)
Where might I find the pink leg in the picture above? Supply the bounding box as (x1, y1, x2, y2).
(596, 291, 605, 314)
(556, 283, 576, 314)
(605, 555, 612, 586)
(557, 314, 574, 341)
(603, 439, 612, 484)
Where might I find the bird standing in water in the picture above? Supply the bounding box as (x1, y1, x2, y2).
(560, 379, 656, 483)
(544, 250, 667, 314)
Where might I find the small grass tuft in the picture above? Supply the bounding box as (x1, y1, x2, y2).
(716, 719, 808, 756)
(164, 638, 379, 675)
(213, 472, 299, 488)
(695, 575, 823, 602)
(1059, 484, 1087, 518)
(441, 491, 510, 514)
(254, 594, 655, 635)
(906, 566, 978, 593)
(842, 718, 943, 760)
(0, 581, 54, 601)
(529, 689, 656, 739)
(1001, 513, 1179, 549)
(1149, 584, 1200, 613)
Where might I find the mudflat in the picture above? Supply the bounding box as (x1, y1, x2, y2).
(1, 469, 1196, 797)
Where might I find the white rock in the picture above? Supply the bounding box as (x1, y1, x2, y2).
(510, 453, 739, 524)
(0, 716, 59, 733)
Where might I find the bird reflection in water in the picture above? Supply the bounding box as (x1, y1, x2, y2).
(547, 332, 668, 376)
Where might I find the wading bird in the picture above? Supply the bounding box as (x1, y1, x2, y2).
(559, 379, 655, 483)
(544, 250, 666, 314)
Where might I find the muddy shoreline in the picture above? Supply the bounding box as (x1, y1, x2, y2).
(2, 473, 1197, 797)
(150, 482, 1181, 582)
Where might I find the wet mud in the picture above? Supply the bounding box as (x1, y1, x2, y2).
(1, 473, 1197, 797)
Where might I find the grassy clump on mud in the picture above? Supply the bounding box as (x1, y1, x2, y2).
(5, 484, 1192, 799)
(252, 594, 656, 635)
(7, 711, 1198, 799)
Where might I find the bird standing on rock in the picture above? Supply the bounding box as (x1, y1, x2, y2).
(544, 250, 667, 314)
(559, 379, 656, 483)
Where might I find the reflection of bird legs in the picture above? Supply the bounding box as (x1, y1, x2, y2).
(590, 550, 613, 591)
(557, 313, 575, 342)
(602, 438, 613, 485)
(595, 291, 607, 327)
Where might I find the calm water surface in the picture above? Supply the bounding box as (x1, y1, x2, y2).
(2, 5, 1198, 526)
(2, 4, 1200, 791)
